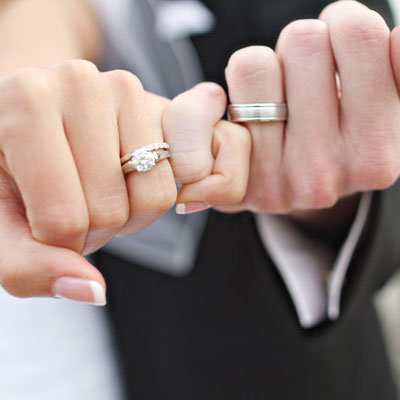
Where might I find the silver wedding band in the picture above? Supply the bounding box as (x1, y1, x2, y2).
(121, 142, 170, 174)
(228, 103, 288, 122)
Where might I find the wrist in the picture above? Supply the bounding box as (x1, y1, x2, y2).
(0, 0, 101, 76)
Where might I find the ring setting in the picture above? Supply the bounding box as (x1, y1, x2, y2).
(121, 142, 170, 174)
(228, 103, 288, 122)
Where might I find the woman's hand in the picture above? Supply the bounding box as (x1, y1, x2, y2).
(162, 82, 251, 213)
(0, 60, 177, 303)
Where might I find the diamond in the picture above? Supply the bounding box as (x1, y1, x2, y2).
(131, 150, 158, 172)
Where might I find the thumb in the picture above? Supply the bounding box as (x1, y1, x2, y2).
(0, 174, 106, 305)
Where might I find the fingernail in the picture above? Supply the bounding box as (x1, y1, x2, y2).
(176, 202, 211, 214)
(53, 277, 106, 306)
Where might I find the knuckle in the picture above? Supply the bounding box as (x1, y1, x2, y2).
(0, 69, 52, 147)
(297, 185, 338, 210)
(323, 4, 389, 50)
(156, 180, 178, 212)
(292, 167, 338, 210)
(341, 14, 388, 48)
(60, 59, 99, 83)
(226, 46, 279, 85)
(207, 123, 250, 205)
(55, 60, 100, 102)
(215, 177, 246, 205)
(6, 68, 50, 113)
(164, 95, 195, 130)
(352, 156, 399, 191)
(107, 70, 143, 99)
(229, 185, 246, 204)
(216, 120, 251, 149)
(277, 20, 329, 56)
(166, 93, 206, 120)
(235, 124, 251, 147)
(32, 211, 89, 243)
(163, 83, 226, 140)
(133, 175, 177, 213)
(171, 151, 212, 183)
(369, 167, 398, 189)
(319, 0, 360, 19)
(248, 184, 289, 214)
(348, 132, 400, 190)
(0, 112, 25, 147)
(157, 189, 178, 212)
(90, 204, 129, 232)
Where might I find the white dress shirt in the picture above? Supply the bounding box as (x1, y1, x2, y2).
(256, 192, 372, 327)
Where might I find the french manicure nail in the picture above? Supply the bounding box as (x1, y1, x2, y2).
(176, 202, 211, 215)
(53, 277, 106, 306)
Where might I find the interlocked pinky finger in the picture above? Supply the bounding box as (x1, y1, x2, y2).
(176, 120, 251, 214)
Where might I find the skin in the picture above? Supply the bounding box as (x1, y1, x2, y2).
(167, 1, 400, 245)
(0, 0, 399, 302)
(0, 0, 250, 301)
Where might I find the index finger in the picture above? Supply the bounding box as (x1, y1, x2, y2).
(0, 70, 89, 253)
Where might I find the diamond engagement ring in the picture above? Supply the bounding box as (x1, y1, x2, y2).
(121, 142, 170, 174)
(228, 103, 288, 122)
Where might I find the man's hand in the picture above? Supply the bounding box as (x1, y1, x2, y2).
(226, 0, 400, 211)
(165, 1, 400, 245)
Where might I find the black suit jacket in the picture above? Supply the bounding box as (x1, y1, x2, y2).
(94, 0, 400, 398)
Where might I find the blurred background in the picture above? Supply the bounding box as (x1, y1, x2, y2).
(375, 3, 400, 396)
(376, 272, 400, 394)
